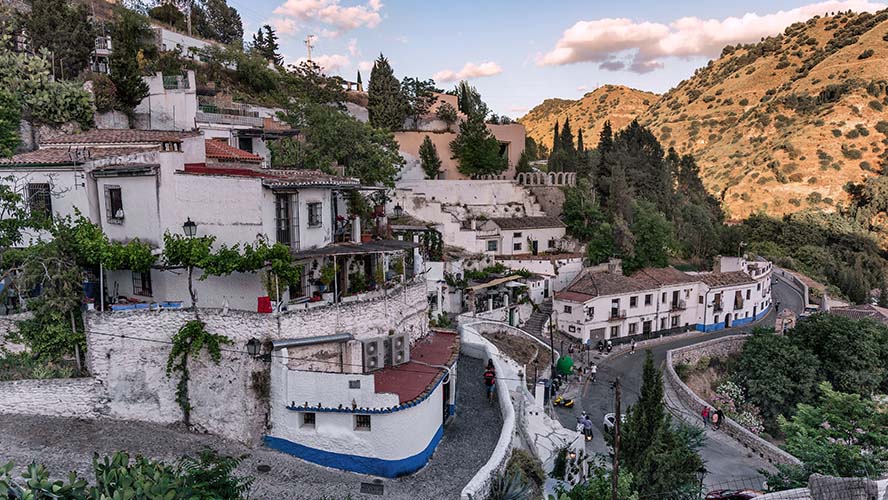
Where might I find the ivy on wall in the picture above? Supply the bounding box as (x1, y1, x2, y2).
(165, 319, 232, 426)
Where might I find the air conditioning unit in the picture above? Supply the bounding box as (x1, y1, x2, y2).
(389, 334, 410, 366)
(363, 338, 384, 372)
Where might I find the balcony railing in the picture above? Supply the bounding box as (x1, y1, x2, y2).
(163, 74, 190, 90)
(671, 299, 687, 311)
(608, 309, 627, 321)
(713, 300, 724, 312)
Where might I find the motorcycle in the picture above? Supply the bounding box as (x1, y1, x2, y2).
(553, 395, 574, 408)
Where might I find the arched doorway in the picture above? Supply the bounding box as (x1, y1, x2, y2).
(724, 313, 732, 328)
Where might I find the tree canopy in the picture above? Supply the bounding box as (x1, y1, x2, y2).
(450, 112, 507, 177)
(367, 54, 407, 130)
(20, 0, 95, 80)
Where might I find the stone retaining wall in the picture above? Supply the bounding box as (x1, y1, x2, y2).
(665, 335, 802, 467)
(0, 378, 106, 418)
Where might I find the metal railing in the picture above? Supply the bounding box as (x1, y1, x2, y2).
(671, 299, 687, 311)
(162, 74, 190, 90)
(608, 309, 626, 320)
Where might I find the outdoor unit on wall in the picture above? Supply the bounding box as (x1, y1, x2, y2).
(390, 334, 410, 366)
(363, 338, 384, 372)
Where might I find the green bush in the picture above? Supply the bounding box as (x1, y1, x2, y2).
(831, 129, 842, 137)
(869, 100, 884, 112)
(505, 449, 545, 490)
(858, 48, 875, 59)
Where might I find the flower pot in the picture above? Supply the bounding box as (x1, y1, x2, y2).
(361, 232, 372, 243)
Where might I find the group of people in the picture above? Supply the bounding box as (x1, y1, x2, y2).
(576, 412, 594, 440)
(701, 406, 725, 430)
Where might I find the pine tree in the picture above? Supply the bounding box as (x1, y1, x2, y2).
(454, 80, 488, 118)
(419, 135, 442, 179)
(23, 0, 95, 80)
(450, 113, 508, 177)
(252, 25, 282, 65)
(110, 9, 152, 116)
(0, 90, 20, 158)
(367, 54, 408, 130)
(197, 0, 243, 44)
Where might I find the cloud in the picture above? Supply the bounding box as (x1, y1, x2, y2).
(271, 18, 299, 35)
(539, 0, 885, 73)
(509, 106, 529, 114)
(290, 53, 350, 73)
(433, 61, 503, 82)
(576, 85, 588, 92)
(358, 60, 373, 71)
(393, 35, 408, 43)
(348, 38, 359, 57)
(273, 0, 383, 33)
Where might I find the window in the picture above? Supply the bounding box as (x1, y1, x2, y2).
(568, 325, 576, 333)
(27, 183, 52, 217)
(308, 202, 322, 227)
(105, 185, 124, 223)
(661, 292, 667, 303)
(513, 232, 522, 238)
(355, 414, 371, 431)
(698, 295, 704, 304)
(548, 239, 556, 249)
(237, 136, 254, 153)
(746, 289, 751, 299)
(628, 323, 637, 335)
(132, 271, 152, 296)
(513, 242, 522, 252)
(585, 307, 594, 320)
(630, 296, 638, 308)
(660, 317, 667, 329)
(275, 194, 291, 247)
(348, 380, 361, 389)
(563, 305, 572, 314)
(671, 316, 679, 327)
(487, 240, 498, 252)
(301, 412, 316, 428)
(644, 294, 652, 306)
(609, 325, 620, 338)
(757, 283, 761, 290)
(714, 315, 720, 324)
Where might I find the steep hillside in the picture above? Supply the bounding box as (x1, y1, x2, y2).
(640, 9, 888, 220)
(520, 85, 658, 151)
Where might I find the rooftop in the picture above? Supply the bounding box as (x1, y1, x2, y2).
(374, 331, 459, 404)
(180, 164, 360, 188)
(631, 267, 698, 287)
(828, 304, 888, 324)
(698, 271, 755, 288)
(488, 216, 565, 230)
(204, 139, 262, 164)
(289, 239, 420, 259)
(557, 270, 652, 301)
(0, 146, 159, 166)
(495, 252, 583, 261)
(40, 129, 200, 145)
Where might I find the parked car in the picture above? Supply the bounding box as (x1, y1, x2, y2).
(705, 489, 763, 500)
(603, 412, 625, 432)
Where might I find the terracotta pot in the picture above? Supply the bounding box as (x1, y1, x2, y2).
(361, 232, 372, 243)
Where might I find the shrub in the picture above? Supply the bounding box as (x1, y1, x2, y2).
(89, 74, 118, 113)
(876, 121, 888, 135)
(842, 145, 863, 159)
(505, 449, 545, 490)
(869, 100, 884, 112)
(846, 129, 860, 139)
(807, 192, 823, 204)
(832, 129, 843, 137)
(858, 49, 875, 59)
(739, 98, 750, 106)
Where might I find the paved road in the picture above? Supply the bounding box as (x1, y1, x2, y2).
(0, 355, 500, 500)
(554, 273, 804, 490)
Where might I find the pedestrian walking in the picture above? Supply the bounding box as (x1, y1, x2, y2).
(630, 339, 637, 354)
(483, 360, 496, 402)
(701, 406, 710, 428)
(716, 408, 725, 430)
(710, 410, 719, 430)
(590, 363, 597, 383)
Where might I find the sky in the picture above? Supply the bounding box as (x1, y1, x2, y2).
(226, 0, 886, 117)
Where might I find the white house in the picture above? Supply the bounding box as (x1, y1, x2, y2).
(554, 257, 772, 343)
(0, 130, 417, 312)
(266, 330, 459, 477)
(476, 216, 566, 256)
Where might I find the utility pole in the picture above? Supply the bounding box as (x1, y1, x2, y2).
(612, 377, 621, 500)
(548, 310, 556, 377)
(304, 34, 316, 62)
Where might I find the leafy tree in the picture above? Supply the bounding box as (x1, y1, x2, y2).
(558, 460, 638, 500)
(734, 328, 820, 428)
(0, 89, 19, 158)
(524, 137, 540, 161)
(195, 0, 243, 44)
(515, 150, 532, 174)
(623, 201, 673, 274)
(279, 104, 404, 186)
(367, 53, 407, 130)
(419, 135, 442, 179)
(450, 113, 507, 177)
(789, 313, 887, 395)
(110, 8, 153, 115)
(21, 0, 95, 80)
(435, 102, 458, 131)
(252, 24, 282, 66)
(279, 60, 345, 106)
(148, 2, 187, 31)
(401, 77, 438, 129)
(454, 80, 488, 118)
(775, 382, 888, 480)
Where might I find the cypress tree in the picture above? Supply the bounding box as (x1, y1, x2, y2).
(879, 275, 888, 308)
(552, 120, 560, 153)
(621, 351, 667, 472)
(577, 128, 585, 153)
(0, 90, 20, 158)
(357, 70, 362, 86)
(110, 9, 152, 116)
(560, 115, 575, 153)
(367, 53, 408, 130)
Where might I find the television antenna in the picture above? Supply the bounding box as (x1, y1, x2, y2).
(304, 35, 316, 61)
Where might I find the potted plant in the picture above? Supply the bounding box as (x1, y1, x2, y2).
(319, 263, 336, 292)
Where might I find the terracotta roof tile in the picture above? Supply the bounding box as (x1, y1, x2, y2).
(699, 271, 755, 288)
(41, 129, 199, 145)
(0, 146, 159, 165)
(180, 164, 360, 187)
(563, 271, 652, 298)
(489, 216, 565, 230)
(204, 139, 262, 163)
(373, 331, 459, 404)
(631, 267, 698, 287)
(829, 304, 888, 324)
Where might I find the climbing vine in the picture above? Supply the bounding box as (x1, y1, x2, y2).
(165, 320, 232, 426)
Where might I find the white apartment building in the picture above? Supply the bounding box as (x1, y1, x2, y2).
(476, 216, 566, 256)
(554, 257, 773, 343)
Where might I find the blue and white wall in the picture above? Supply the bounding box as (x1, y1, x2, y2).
(266, 346, 455, 477)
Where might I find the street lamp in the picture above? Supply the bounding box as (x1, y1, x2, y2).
(696, 466, 707, 498)
(393, 204, 403, 218)
(183, 217, 197, 238)
(246, 337, 261, 358)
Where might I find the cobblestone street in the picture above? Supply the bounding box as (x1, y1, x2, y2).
(0, 355, 501, 499)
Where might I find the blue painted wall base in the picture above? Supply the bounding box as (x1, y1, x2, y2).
(695, 305, 771, 332)
(264, 425, 444, 478)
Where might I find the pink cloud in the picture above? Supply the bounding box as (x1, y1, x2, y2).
(433, 61, 503, 82)
(273, 0, 383, 33)
(358, 60, 373, 72)
(289, 53, 350, 73)
(539, 0, 885, 73)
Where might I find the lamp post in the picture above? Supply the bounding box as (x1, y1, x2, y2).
(696, 466, 707, 499)
(183, 217, 197, 238)
(246, 337, 270, 362)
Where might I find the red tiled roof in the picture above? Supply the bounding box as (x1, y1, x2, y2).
(563, 270, 653, 298)
(181, 163, 360, 187)
(0, 146, 159, 165)
(631, 267, 698, 287)
(554, 290, 595, 303)
(373, 331, 459, 404)
(204, 139, 262, 163)
(699, 271, 755, 288)
(40, 129, 199, 145)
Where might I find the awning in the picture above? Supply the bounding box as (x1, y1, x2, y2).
(465, 275, 524, 292)
(290, 239, 420, 260)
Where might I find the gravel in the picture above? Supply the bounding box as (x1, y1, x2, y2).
(0, 355, 501, 499)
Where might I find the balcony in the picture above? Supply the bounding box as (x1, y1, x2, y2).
(670, 299, 687, 311)
(713, 300, 724, 312)
(734, 297, 745, 310)
(196, 96, 264, 127)
(608, 309, 627, 321)
(94, 36, 112, 56)
(162, 74, 190, 90)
